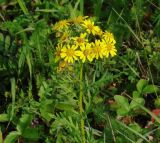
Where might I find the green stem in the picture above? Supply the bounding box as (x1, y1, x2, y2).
(79, 63, 85, 143)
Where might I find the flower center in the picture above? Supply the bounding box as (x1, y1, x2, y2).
(87, 24, 94, 30)
(77, 37, 84, 43)
(106, 44, 112, 51)
(83, 49, 90, 56)
(66, 49, 75, 57)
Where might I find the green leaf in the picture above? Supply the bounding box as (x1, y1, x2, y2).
(154, 98, 160, 108)
(136, 79, 148, 93)
(40, 99, 53, 121)
(22, 128, 40, 140)
(4, 131, 20, 143)
(114, 95, 130, 116)
(142, 85, 159, 94)
(17, 114, 32, 134)
(130, 98, 145, 110)
(17, 0, 29, 15)
(0, 114, 9, 122)
(132, 91, 141, 98)
(117, 108, 130, 116)
(129, 123, 142, 133)
(55, 102, 77, 114)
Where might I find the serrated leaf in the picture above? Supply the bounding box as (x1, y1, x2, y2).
(4, 131, 20, 143)
(130, 97, 145, 110)
(136, 79, 148, 93)
(17, 114, 31, 134)
(142, 85, 159, 94)
(0, 114, 9, 122)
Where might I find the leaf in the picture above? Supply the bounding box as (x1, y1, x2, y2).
(40, 99, 54, 121)
(17, 114, 32, 134)
(55, 102, 77, 114)
(17, 0, 29, 15)
(129, 123, 142, 133)
(114, 95, 130, 116)
(130, 98, 145, 110)
(132, 91, 141, 98)
(136, 79, 148, 93)
(0, 114, 9, 122)
(22, 128, 40, 140)
(142, 85, 159, 94)
(4, 131, 20, 143)
(117, 108, 130, 116)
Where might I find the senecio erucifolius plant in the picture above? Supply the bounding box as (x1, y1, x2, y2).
(53, 16, 117, 143)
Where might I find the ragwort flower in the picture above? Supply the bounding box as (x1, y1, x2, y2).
(82, 19, 101, 35)
(92, 40, 105, 59)
(53, 20, 70, 31)
(72, 33, 88, 46)
(70, 16, 88, 24)
(77, 43, 94, 63)
(60, 44, 80, 63)
(102, 40, 117, 57)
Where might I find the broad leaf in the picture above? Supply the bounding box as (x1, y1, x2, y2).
(0, 114, 9, 122)
(17, 114, 32, 134)
(22, 128, 40, 140)
(130, 97, 145, 110)
(142, 85, 159, 94)
(114, 95, 130, 116)
(136, 79, 148, 93)
(4, 131, 20, 143)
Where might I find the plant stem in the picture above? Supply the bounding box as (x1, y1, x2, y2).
(79, 63, 85, 143)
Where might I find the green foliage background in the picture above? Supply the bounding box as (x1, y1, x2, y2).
(1, 0, 160, 142)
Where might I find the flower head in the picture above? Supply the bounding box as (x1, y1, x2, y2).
(102, 39, 117, 57)
(60, 32, 70, 43)
(53, 20, 70, 31)
(82, 19, 100, 35)
(77, 43, 94, 63)
(60, 44, 80, 63)
(92, 40, 105, 59)
(102, 31, 116, 44)
(72, 33, 88, 46)
(70, 16, 88, 24)
(55, 43, 63, 62)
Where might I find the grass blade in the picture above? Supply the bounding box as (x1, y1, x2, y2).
(17, 0, 29, 15)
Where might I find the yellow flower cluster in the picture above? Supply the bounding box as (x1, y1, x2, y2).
(53, 16, 117, 71)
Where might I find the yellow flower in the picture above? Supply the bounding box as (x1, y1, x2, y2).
(101, 32, 117, 57)
(77, 43, 94, 63)
(60, 32, 70, 43)
(92, 40, 105, 59)
(69, 16, 88, 24)
(72, 33, 88, 46)
(53, 20, 70, 31)
(82, 19, 100, 35)
(102, 31, 116, 44)
(102, 40, 117, 57)
(60, 44, 80, 63)
(57, 61, 73, 72)
(55, 43, 63, 62)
